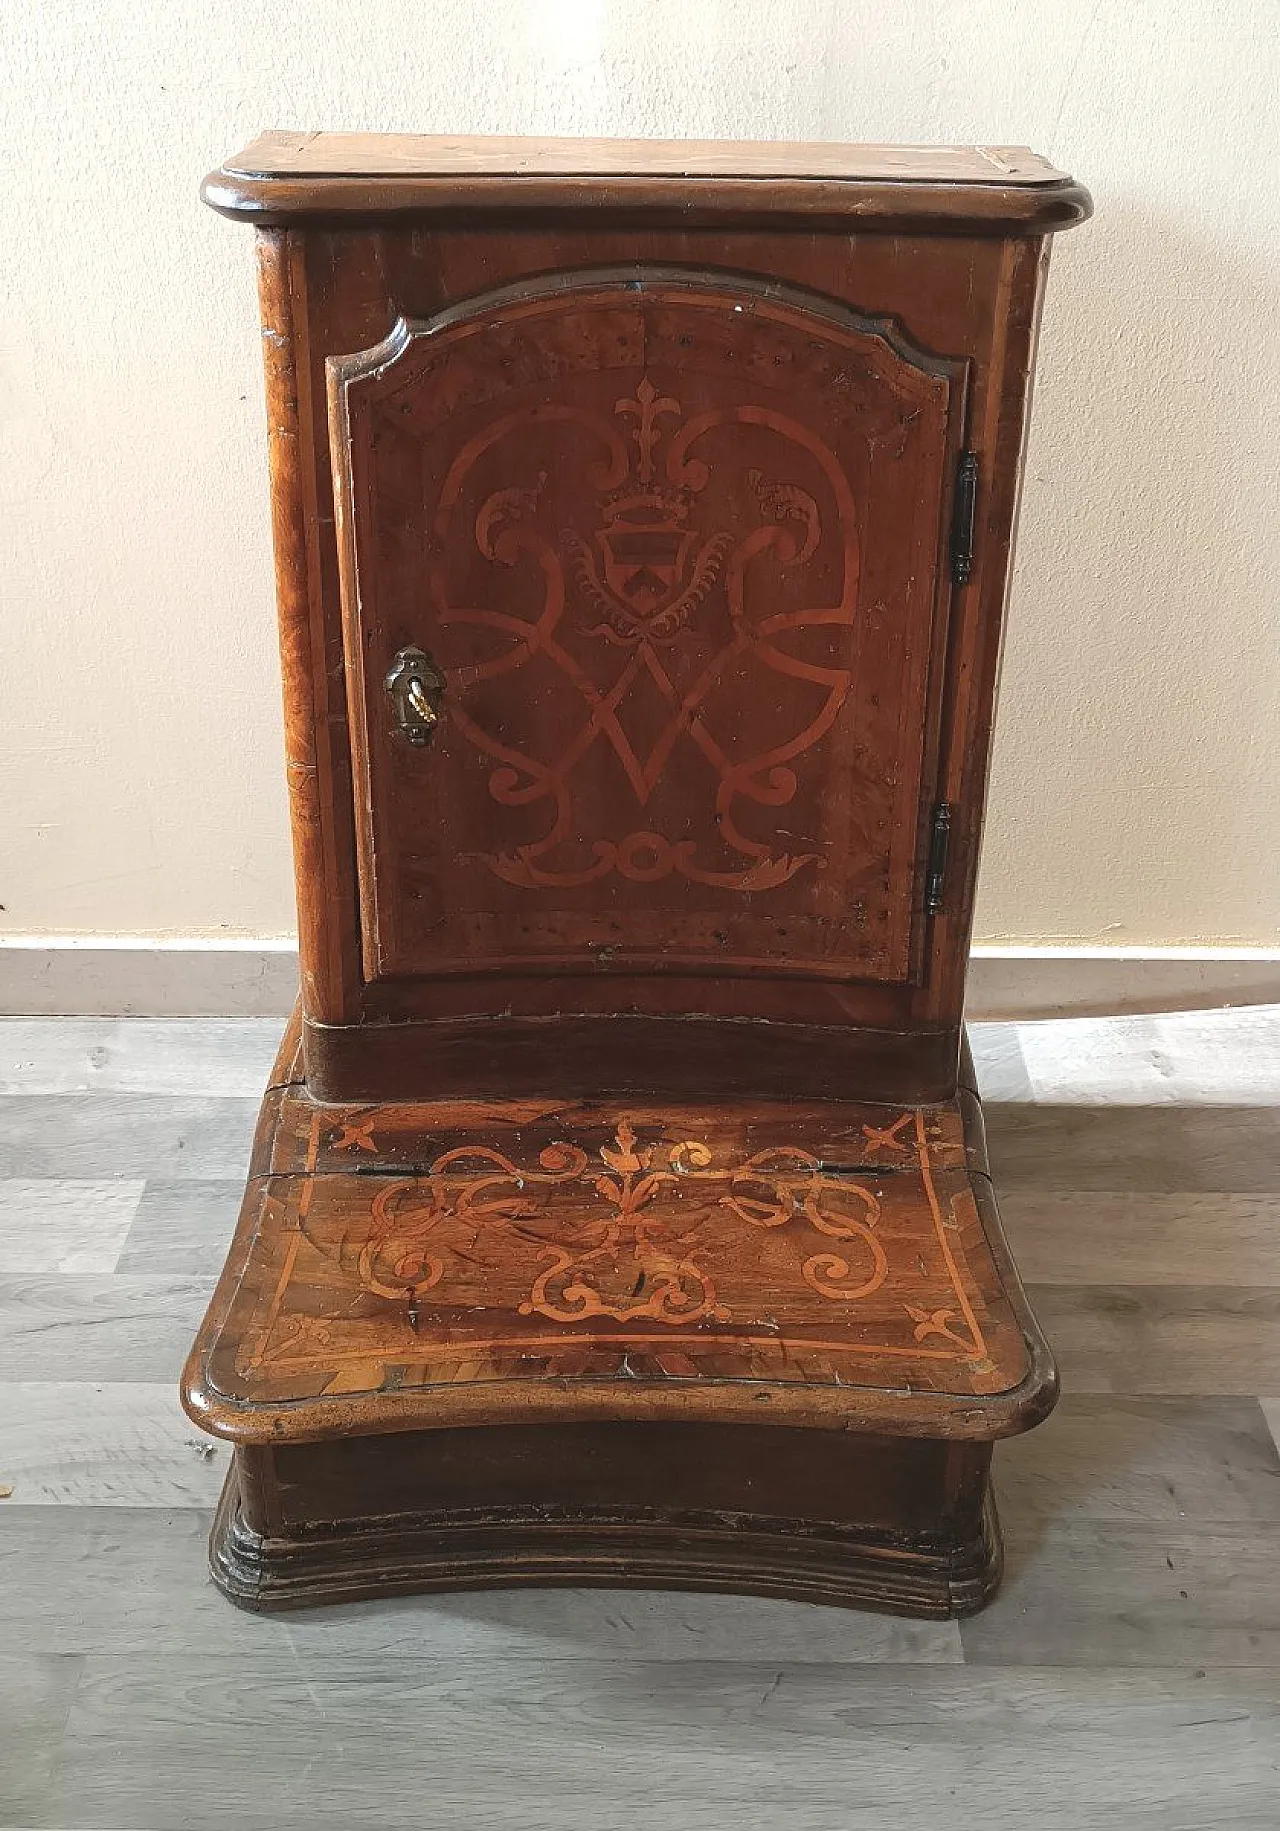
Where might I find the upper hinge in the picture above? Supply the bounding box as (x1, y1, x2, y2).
(924, 802, 952, 916)
(950, 450, 979, 586)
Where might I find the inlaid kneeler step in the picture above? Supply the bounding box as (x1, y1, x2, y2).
(182, 1038, 1055, 1616)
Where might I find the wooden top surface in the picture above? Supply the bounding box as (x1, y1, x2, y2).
(182, 1065, 1055, 1446)
(204, 132, 1090, 232)
(227, 131, 1068, 185)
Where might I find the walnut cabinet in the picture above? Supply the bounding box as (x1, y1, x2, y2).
(182, 134, 1090, 1615)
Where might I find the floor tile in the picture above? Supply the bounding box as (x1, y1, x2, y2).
(966, 1022, 1034, 1101)
(0, 1016, 286, 1097)
(0, 1096, 260, 1181)
(45, 1657, 1280, 1831)
(114, 1180, 244, 1277)
(962, 1515, 1280, 1670)
(1029, 1284, 1280, 1394)
(0, 1180, 144, 1274)
(1259, 1399, 1280, 1458)
(281, 1584, 962, 1665)
(1016, 1006, 1280, 1107)
(0, 1651, 84, 1822)
(983, 1102, 1280, 1193)
(0, 1508, 287, 1658)
(1000, 1189, 1280, 1285)
(0, 1275, 214, 1381)
(996, 1394, 1280, 1526)
(0, 1383, 227, 1506)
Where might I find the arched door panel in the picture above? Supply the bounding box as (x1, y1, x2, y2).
(328, 269, 967, 989)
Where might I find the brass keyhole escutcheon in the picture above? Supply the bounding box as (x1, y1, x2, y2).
(385, 646, 446, 747)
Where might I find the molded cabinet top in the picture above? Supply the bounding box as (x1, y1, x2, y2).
(204, 131, 1090, 232)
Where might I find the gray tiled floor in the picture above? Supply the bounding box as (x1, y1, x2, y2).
(1, 1010, 1279, 1828)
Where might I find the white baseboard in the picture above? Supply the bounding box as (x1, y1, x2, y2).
(0, 937, 1277, 1021)
(966, 945, 1280, 1020)
(0, 938, 300, 1018)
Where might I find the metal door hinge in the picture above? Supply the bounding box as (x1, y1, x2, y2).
(950, 450, 979, 586)
(925, 803, 952, 916)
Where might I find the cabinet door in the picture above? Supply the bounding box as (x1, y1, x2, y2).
(329, 268, 966, 990)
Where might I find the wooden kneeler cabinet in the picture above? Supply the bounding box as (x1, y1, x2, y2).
(183, 133, 1090, 1615)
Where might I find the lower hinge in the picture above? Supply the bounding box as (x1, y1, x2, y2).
(950, 450, 979, 586)
(924, 803, 952, 916)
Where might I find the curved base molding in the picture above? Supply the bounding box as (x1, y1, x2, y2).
(208, 1461, 1004, 1621)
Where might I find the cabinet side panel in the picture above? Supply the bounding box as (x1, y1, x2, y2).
(255, 230, 359, 1022)
(923, 236, 1049, 1019)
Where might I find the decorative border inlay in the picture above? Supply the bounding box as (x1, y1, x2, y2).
(214, 1100, 1011, 1403)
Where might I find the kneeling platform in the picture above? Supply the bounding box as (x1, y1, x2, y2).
(182, 1026, 1055, 1616)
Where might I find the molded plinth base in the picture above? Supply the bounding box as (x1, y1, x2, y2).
(208, 1434, 1004, 1619)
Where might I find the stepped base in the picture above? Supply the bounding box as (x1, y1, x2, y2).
(210, 1426, 1004, 1618)
(183, 1013, 1051, 1619)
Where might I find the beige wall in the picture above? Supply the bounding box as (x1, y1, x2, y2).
(3, 0, 1277, 948)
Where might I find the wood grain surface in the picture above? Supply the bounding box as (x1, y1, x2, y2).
(181, 1073, 1051, 1443)
(205, 133, 1092, 233)
(227, 132, 1073, 183)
